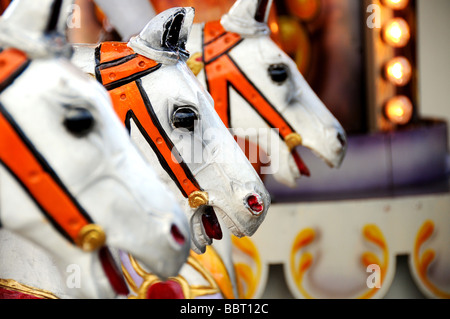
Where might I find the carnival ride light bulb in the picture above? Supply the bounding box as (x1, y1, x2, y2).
(383, 18, 410, 48)
(382, 0, 410, 10)
(385, 95, 413, 125)
(385, 56, 412, 86)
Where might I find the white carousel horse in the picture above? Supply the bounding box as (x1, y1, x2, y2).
(86, 0, 347, 299)
(71, 6, 273, 299)
(182, 0, 347, 299)
(0, 0, 191, 299)
(0, 5, 269, 299)
(72, 7, 271, 256)
(186, 0, 347, 187)
(93, 0, 347, 184)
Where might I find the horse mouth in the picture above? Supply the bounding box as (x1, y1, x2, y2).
(99, 247, 129, 296)
(292, 148, 310, 177)
(201, 206, 223, 241)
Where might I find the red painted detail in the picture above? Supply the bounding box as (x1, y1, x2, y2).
(146, 280, 185, 299)
(202, 207, 223, 240)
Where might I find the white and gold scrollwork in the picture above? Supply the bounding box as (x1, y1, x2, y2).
(413, 220, 450, 299)
(0, 279, 58, 299)
(231, 235, 262, 299)
(122, 247, 227, 299)
(289, 224, 389, 299)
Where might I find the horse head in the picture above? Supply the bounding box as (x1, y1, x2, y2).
(0, 0, 190, 298)
(73, 7, 271, 255)
(187, 0, 348, 188)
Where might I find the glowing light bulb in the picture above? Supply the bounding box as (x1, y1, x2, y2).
(385, 56, 412, 86)
(382, 0, 410, 10)
(385, 95, 413, 125)
(383, 18, 410, 47)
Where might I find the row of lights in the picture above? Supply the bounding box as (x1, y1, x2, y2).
(380, 0, 414, 126)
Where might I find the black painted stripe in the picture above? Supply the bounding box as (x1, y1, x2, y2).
(45, 0, 63, 33)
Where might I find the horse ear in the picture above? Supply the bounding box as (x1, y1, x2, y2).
(0, 0, 75, 57)
(178, 7, 195, 57)
(128, 7, 194, 63)
(221, 0, 273, 36)
(254, 0, 272, 23)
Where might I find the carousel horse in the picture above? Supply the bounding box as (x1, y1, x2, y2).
(0, 5, 270, 299)
(179, 0, 347, 299)
(71, 7, 274, 299)
(82, 0, 347, 299)
(0, 0, 191, 299)
(92, 0, 347, 187)
(186, 0, 347, 186)
(72, 5, 270, 256)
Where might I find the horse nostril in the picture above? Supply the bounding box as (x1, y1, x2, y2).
(245, 193, 264, 216)
(337, 132, 346, 148)
(170, 224, 185, 246)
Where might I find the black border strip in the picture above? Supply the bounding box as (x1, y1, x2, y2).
(203, 38, 244, 65)
(102, 64, 161, 91)
(224, 54, 296, 138)
(135, 79, 201, 193)
(0, 58, 31, 94)
(45, 0, 63, 33)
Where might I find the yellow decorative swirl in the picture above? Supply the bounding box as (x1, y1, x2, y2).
(0, 279, 58, 299)
(290, 225, 388, 299)
(232, 235, 262, 299)
(289, 228, 315, 299)
(413, 220, 450, 299)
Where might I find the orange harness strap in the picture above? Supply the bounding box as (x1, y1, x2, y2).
(0, 48, 30, 93)
(96, 42, 202, 198)
(202, 21, 296, 140)
(0, 49, 93, 244)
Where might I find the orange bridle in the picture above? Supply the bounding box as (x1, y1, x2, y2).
(95, 42, 208, 207)
(0, 48, 104, 251)
(202, 21, 303, 152)
(198, 21, 309, 176)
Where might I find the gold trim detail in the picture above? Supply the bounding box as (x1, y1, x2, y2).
(285, 133, 303, 151)
(187, 52, 204, 76)
(123, 251, 221, 299)
(76, 224, 106, 252)
(0, 279, 59, 299)
(188, 191, 209, 209)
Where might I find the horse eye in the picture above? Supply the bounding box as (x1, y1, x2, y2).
(172, 107, 198, 131)
(268, 64, 289, 84)
(64, 108, 95, 137)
